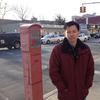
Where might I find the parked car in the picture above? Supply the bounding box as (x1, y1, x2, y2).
(58, 34, 65, 42)
(0, 33, 20, 49)
(78, 33, 88, 42)
(86, 34, 91, 39)
(41, 34, 63, 44)
(94, 33, 100, 38)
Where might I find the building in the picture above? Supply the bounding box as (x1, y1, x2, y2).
(72, 14, 100, 36)
(0, 19, 64, 36)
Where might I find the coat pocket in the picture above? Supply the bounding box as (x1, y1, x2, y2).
(58, 89, 72, 100)
(82, 88, 89, 98)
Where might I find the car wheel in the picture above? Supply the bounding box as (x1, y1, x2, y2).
(14, 41, 20, 49)
(46, 40, 50, 44)
(7, 45, 12, 50)
(84, 38, 87, 42)
(57, 39, 60, 43)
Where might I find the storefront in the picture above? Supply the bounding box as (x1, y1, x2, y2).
(75, 15, 100, 36)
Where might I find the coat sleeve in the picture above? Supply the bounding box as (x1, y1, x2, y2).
(49, 46, 67, 92)
(85, 48, 94, 89)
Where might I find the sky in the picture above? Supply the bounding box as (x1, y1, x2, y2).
(3, 0, 100, 21)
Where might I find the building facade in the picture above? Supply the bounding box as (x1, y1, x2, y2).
(73, 15, 100, 36)
(0, 19, 64, 36)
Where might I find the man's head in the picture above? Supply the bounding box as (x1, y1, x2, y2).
(64, 21, 80, 45)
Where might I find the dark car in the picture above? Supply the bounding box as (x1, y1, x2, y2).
(0, 33, 20, 49)
(94, 33, 100, 38)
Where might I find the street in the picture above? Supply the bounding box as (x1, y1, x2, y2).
(0, 39, 100, 100)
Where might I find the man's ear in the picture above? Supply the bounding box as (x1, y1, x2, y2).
(78, 31, 80, 35)
(64, 30, 67, 38)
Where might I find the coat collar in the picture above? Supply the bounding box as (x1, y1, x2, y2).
(61, 37, 87, 54)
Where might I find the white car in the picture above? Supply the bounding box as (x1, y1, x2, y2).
(41, 34, 63, 44)
(58, 34, 65, 42)
(78, 33, 88, 42)
(86, 34, 91, 39)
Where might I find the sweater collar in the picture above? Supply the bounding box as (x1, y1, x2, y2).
(61, 37, 87, 53)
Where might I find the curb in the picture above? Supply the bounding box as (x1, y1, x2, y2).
(0, 92, 9, 100)
(44, 89, 57, 100)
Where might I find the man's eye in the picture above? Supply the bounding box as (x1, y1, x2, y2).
(67, 32, 70, 34)
(72, 31, 77, 33)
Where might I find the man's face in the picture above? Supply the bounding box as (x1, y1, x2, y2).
(64, 25, 79, 43)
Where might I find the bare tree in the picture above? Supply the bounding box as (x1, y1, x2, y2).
(55, 14, 66, 25)
(11, 5, 30, 21)
(0, 0, 9, 19)
(31, 16, 37, 22)
(0, 0, 9, 32)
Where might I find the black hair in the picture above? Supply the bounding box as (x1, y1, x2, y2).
(64, 21, 80, 31)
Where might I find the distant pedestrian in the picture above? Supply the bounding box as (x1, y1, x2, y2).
(49, 21, 94, 100)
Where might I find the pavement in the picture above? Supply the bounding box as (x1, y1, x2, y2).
(0, 38, 100, 100)
(44, 82, 100, 100)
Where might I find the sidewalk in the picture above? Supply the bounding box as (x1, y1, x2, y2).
(44, 82, 100, 100)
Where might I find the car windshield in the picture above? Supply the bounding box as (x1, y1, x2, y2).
(59, 34, 64, 37)
(43, 35, 52, 38)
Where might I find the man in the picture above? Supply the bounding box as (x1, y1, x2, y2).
(49, 21, 94, 100)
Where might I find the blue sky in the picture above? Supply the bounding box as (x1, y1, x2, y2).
(4, 0, 100, 21)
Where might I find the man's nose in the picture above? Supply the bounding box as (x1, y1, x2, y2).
(70, 32, 74, 35)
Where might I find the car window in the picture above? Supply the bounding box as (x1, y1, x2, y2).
(50, 35, 55, 38)
(43, 35, 51, 38)
(59, 34, 64, 37)
(54, 35, 58, 37)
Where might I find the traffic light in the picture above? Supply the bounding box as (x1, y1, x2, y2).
(84, 6, 86, 12)
(80, 6, 86, 13)
(80, 7, 83, 13)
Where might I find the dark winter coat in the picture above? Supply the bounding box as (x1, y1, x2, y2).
(49, 38, 94, 100)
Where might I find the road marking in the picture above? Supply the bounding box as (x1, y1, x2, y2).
(43, 89, 57, 99)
